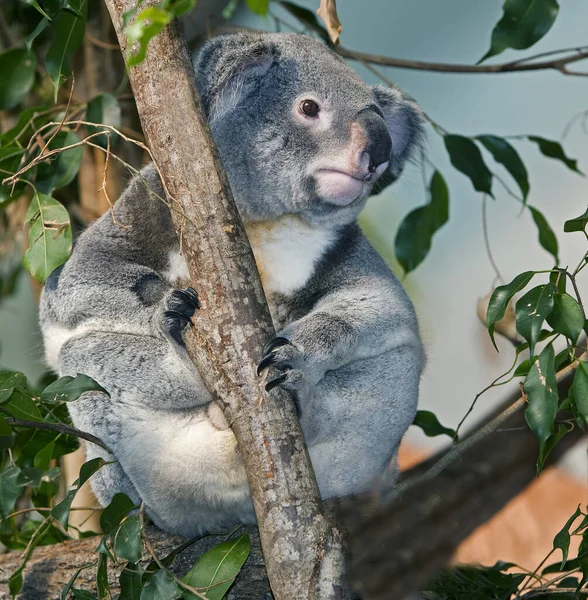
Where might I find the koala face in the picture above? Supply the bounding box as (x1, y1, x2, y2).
(195, 33, 424, 228)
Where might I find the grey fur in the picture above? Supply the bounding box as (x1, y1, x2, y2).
(39, 32, 425, 537)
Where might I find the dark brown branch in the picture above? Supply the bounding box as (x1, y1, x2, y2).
(336, 45, 588, 76)
(342, 354, 587, 599)
(4, 418, 108, 451)
(100, 2, 350, 599)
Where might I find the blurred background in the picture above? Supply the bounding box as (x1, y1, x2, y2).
(1, 0, 587, 573)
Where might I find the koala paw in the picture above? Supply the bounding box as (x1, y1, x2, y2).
(257, 337, 306, 392)
(163, 287, 200, 345)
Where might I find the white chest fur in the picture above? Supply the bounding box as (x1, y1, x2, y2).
(246, 216, 335, 297)
(165, 217, 335, 297)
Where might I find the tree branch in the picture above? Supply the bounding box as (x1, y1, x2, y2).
(336, 45, 588, 76)
(4, 418, 108, 451)
(100, 3, 350, 599)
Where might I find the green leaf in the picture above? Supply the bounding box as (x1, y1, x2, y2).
(21, 0, 53, 19)
(18, 466, 60, 489)
(571, 362, 588, 430)
(553, 505, 582, 569)
(23, 192, 72, 283)
(36, 130, 83, 194)
(515, 283, 556, 357)
(544, 557, 580, 574)
(444, 135, 493, 196)
(61, 564, 95, 600)
(537, 423, 570, 473)
(41, 374, 108, 403)
(126, 7, 172, 67)
(486, 271, 535, 350)
(279, 1, 330, 43)
(546, 293, 585, 344)
(529, 207, 559, 264)
(73, 589, 97, 600)
(0, 370, 27, 403)
(477, 134, 529, 201)
(182, 532, 250, 600)
(0, 417, 14, 450)
(524, 344, 558, 461)
(86, 93, 121, 148)
(27, 17, 50, 51)
(114, 516, 143, 563)
(51, 457, 106, 529)
(412, 410, 456, 439)
(564, 207, 588, 233)
(119, 563, 143, 600)
(100, 493, 136, 535)
(46, 0, 88, 100)
(425, 564, 525, 600)
(528, 136, 583, 174)
(140, 569, 181, 600)
(245, 0, 269, 15)
(480, 0, 559, 62)
(395, 171, 449, 273)
(0, 49, 36, 110)
(4, 389, 43, 421)
(97, 552, 113, 600)
(34, 437, 57, 470)
(0, 465, 24, 520)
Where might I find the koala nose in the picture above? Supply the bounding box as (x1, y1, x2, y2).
(356, 109, 392, 179)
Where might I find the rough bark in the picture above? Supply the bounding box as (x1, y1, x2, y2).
(100, 2, 350, 599)
(0, 527, 272, 600)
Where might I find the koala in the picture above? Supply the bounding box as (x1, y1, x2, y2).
(39, 32, 425, 537)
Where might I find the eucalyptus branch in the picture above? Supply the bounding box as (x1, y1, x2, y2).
(4, 417, 108, 451)
(336, 46, 588, 76)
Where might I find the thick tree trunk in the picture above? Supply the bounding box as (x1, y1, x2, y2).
(100, 3, 350, 599)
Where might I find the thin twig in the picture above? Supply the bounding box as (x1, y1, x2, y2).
(85, 31, 120, 50)
(4, 417, 108, 450)
(482, 194, 504, 283)
(139, 505, 208, 600)
(336, 46, 588, 76)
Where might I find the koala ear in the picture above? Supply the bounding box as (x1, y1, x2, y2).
(195, 33, 279, 122)
(372, 85, 425, 186)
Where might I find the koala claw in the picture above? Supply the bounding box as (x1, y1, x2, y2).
(163, 287, 200, 344)
(265, 373, 288, 392)
(257, 337, 292, 375)
(262, 336, 291, 356)
(174, 287, 200, 310)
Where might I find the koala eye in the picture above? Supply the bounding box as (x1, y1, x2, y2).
(300, 99, 320, 118)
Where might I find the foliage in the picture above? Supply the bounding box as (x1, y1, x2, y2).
(0, 0, 586, 598)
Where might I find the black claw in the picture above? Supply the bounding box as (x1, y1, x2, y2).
(262, 337, 291, 357)
(265, 373, 288, 392)
(179, 287, 200, 309)
(164, 310, 193, 325)
(257, 354, 277, 376)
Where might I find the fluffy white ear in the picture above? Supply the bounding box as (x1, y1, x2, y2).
(195, 33, 279, 122)
(372, 85, 425, 179)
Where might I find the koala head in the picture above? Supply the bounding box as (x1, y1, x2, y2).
(195, 32, 424, 228)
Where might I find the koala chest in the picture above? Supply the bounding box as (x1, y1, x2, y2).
(165, 216, 335, 324)
(244, 216, 335, 299)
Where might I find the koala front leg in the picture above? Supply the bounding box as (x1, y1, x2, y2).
(258, 282, 422, 392)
